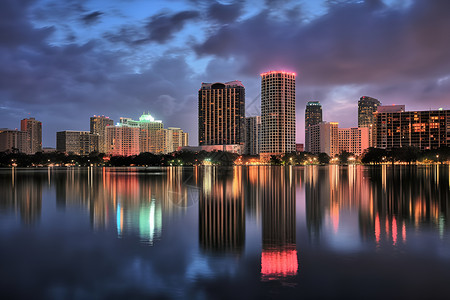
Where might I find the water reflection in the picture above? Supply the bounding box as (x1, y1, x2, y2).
(0, 165, 450, 298)
(199, 167, 245, 255)
(260, 166, 298, 282)
(304, 165, 450, 250)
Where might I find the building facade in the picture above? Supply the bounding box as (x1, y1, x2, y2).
(374, 109, 450, 150)
(165, 127, 189, 153)
(305, 101, 322, 152)
(338, 127, 369, 156)
(90, 116, 114, 154)
(0, 129, 30, 153)
(56, 131, 99, 155)
(245, 116, 261, 155)
(105, 126, 140, 156)
(21, 117, 42, 154)
(308, 122, 339, 157)
(198, 81, 245, 146)
(261, 71, 296, 158)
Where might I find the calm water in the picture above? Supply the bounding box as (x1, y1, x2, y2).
(1, 165, 450, 299)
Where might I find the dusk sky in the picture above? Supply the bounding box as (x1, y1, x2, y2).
(1, 0, 449, 147)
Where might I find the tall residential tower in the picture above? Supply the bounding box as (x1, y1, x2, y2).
(260, 71, 296, 159)
(198, 81, 245, 147)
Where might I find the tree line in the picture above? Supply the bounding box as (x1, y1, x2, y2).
(0, 146, 448, 167)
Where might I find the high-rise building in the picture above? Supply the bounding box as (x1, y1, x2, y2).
(304, 101, 322, 152)
(56, 131, 99, 155)
(374, 108, 449, 150)
(308, 122, 339, 157)
(105, 125, 140, 156)
(21, 117, 42, 154)
(245, 116, 261, 155)
(261, 71, 296, 159)
(358, 96, 380, 127)
(358, 96, 380, 147)
(0, 129, 30, 154)
(90, 116, 114, 154)
(198, 81, 245, 146)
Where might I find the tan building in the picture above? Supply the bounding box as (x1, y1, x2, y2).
(90, 116, 114, 154)
(56, 131, 99, 155)
(261, 71, 296, 159)
(0, 129, 30, 154)
(21, 117, 42, 154)
(309, 122, 339, 157)
(198, 81, 245, 146)
(165, 127, 189, 153)
(338, 127, 370, 156)
(105, 125, 140, 156)
(309, 123, 369, 157)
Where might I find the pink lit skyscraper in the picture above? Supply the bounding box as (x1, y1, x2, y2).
(260, 71, 296, 159)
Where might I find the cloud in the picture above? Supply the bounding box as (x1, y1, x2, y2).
(195, 0, 450, 86)
(141, 10, 200, 44)
(81, 11, 103, 25)
(207, 1, 244, 24)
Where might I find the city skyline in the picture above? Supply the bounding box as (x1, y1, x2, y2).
(1, 0, 449, 148)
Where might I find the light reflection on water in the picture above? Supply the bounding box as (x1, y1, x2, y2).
(0, 165, 449, 299)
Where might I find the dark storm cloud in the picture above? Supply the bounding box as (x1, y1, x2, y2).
(196, 0, 450, 86)
(141, 10, 200, 44)
(0, 0, 53, 48)
(81, 11, 103, 25)
(105, 10, 200, 45)
(208, 1, 244, 24)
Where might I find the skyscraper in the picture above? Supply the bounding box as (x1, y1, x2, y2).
(358, 96, 380, 147)
(358, 96, 380, 128)
(304, 101, 322, 152)
(198, 81, 245, 147)
(90, 116, 114, 154)
(21, 117, 42, 154)
(261, 71, 296, 159)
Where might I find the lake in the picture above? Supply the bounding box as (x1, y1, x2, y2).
(1, 165, 450, 299)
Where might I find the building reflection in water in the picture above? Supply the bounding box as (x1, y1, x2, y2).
(0, 168, 43, 225)
(305, 165, 450, 248)
(52, 167, 200, 246)
(260, 166, 298, 282)
(198, 166, 245, 255)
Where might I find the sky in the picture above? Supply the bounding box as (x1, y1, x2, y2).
(1, 0, 449, 147)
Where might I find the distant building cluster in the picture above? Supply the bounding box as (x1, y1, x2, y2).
(0, 117, 42, 154)
(56, 114, 188, 156)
